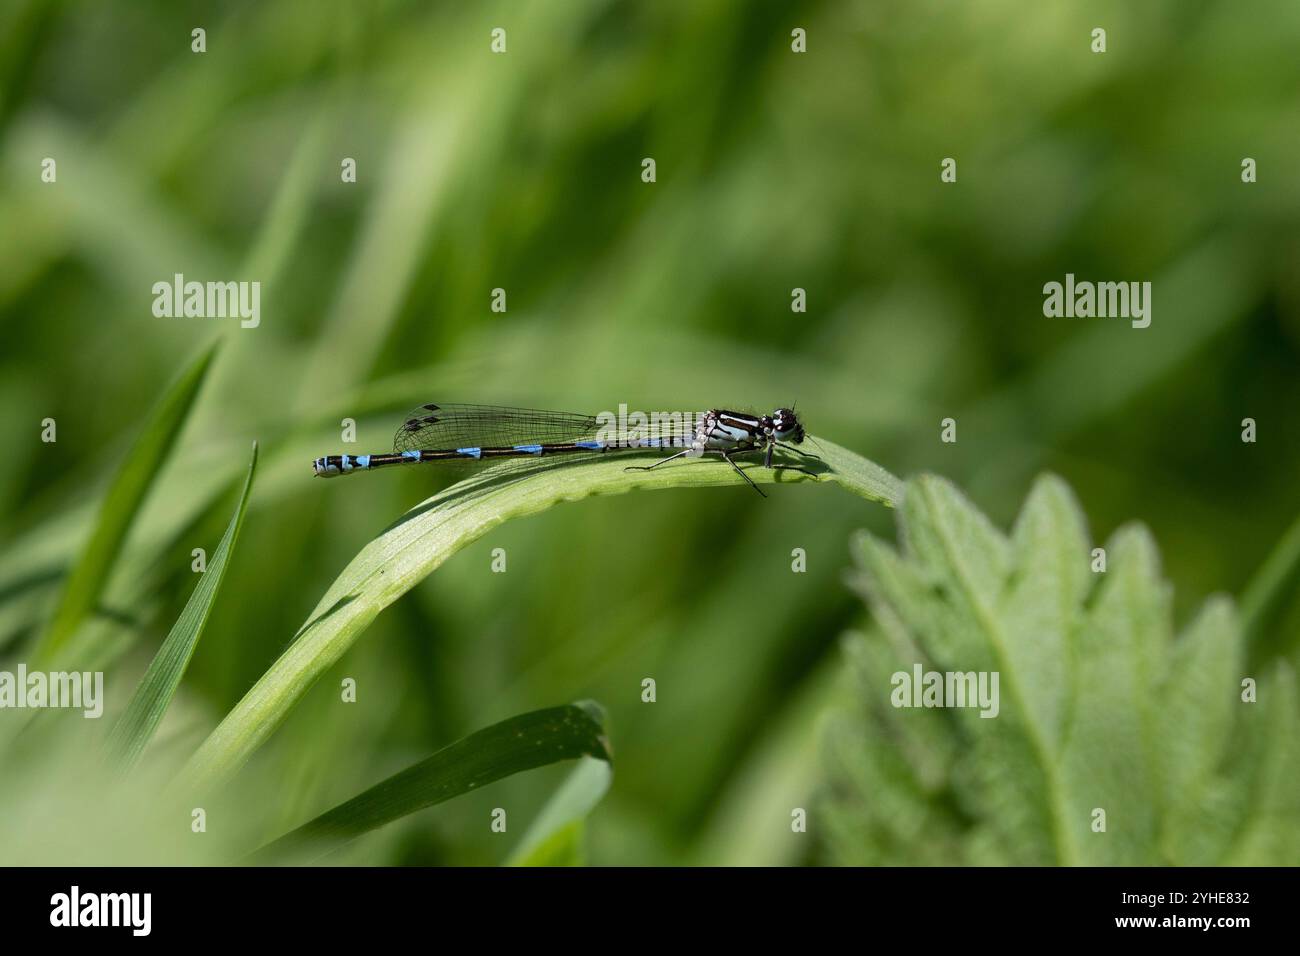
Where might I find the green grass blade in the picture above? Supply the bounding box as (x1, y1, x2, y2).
(251, 702, 611, 863)
(106, 442, 258, 771)
(1239, 508, 1300, 658)
(506, 755, 612, 867)
(179, 439, 900, 791)
(34, 340, 220, 664)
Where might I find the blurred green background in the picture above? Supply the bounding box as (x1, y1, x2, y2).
(0, 0, 1297, 865)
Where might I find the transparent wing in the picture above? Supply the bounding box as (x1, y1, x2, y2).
(392, 403, 707, 453)
(392, 403, 601, 453)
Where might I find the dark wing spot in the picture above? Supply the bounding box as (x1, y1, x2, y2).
(403, 419, 422, 431)
(422, 403, 440, 411)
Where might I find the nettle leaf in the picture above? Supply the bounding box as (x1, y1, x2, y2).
(824, 473, 1300, 866)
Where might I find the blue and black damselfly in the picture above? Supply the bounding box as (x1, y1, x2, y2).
(312, 403, 820, 497)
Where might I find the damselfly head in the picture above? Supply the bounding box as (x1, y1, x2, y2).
(770, 407, 804, 443)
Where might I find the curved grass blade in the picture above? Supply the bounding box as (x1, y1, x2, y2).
(179, 439, 900, 791)
(107, 442, 258, 771)
(250, 702, 611, 864)
(34, 340, 221, 665)
(1239, 508, 1300, 659)
(506, 755, 612, 867)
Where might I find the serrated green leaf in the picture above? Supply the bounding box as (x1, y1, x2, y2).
(828, 634, 964, 862)
(106, 443, 258, 771)
(899, 476, 1069, 864)
(1221, 666, 1300, 865)
(1061, 523, 1170, 864)
(1159, 596, 1237, 800)
(252, 702, 611, 864)
(180, 438, 899, 791)
(1005, 474, 1089, 749)
(823, 472, 1300, 866)
(34, 341, 220, 664)
(1157, 596, 1239, 864)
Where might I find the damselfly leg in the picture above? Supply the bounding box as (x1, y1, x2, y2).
(623, 449, 692, 472)
(775, 442, 821, 460)
(771, 463, 819, 479)
(765, 438, 822, 468)
(720, 450, 765, 497)
(625, 447, 769, 497)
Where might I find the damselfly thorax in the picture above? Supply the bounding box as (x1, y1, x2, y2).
(312, 403, 817, 497)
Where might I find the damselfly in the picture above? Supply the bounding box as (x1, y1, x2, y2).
(312, 403, 821, 497)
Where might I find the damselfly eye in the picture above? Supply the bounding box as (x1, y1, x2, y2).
(771, 407, 801, 440)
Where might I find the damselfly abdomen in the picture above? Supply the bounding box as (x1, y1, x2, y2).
(312, 403, 819, 497)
